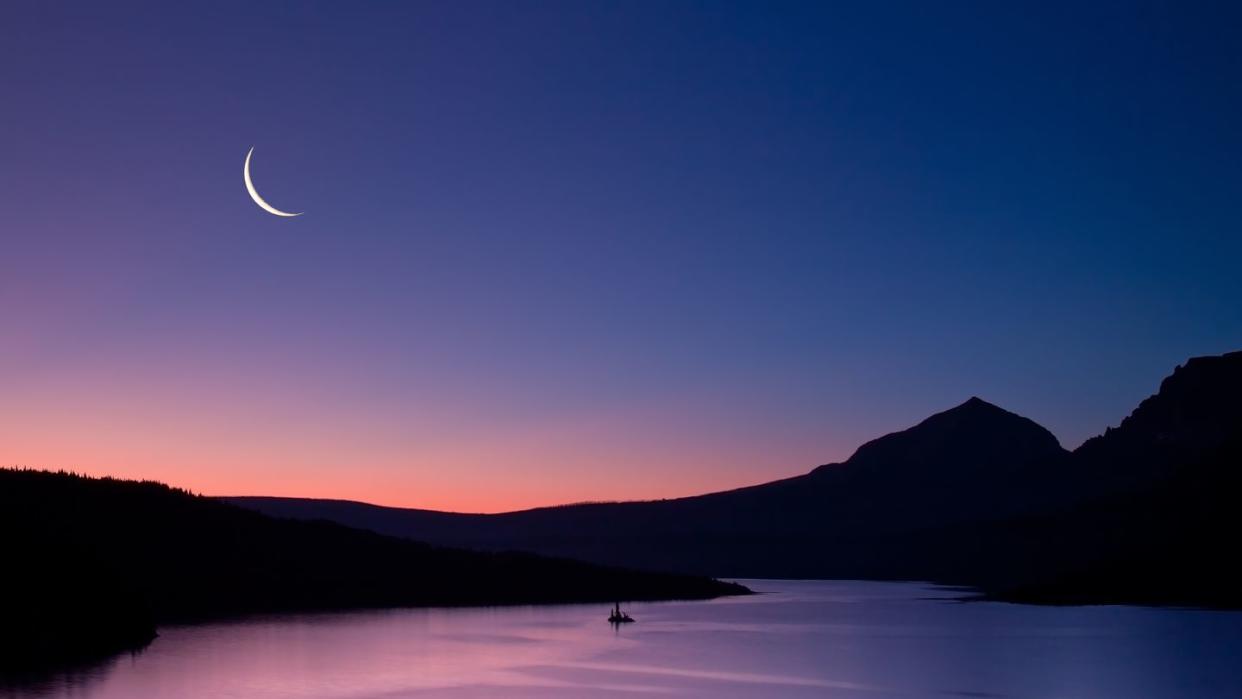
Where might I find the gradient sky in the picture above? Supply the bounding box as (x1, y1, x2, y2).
(2, 2, 1240, 512)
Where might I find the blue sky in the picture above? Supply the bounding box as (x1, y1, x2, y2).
(2, 1, 1240, 509)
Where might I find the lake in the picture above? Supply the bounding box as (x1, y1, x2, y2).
(6, 580, 1242, 698)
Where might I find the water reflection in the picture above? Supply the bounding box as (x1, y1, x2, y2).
(5, 580, 1242, 698)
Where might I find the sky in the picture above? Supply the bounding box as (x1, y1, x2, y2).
(2, 1, 1240, 512)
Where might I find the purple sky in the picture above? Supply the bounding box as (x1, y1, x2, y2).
(2, 2, 1240, 511)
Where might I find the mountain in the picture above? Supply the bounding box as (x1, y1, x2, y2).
(817, 395, 1065, 476)
(1075, 352, 1242, 481)
(0, 470, 747, 672)
(230, 395, 1073, 576)
(979, 351, 1242, 606)
(229, 351, 1242, 606)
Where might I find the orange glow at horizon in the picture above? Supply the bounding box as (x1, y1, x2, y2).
(0, 367, 843, 514)
(0, 435, 824, 514)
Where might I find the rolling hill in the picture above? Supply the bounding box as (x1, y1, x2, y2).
(0, 470, 747, 672)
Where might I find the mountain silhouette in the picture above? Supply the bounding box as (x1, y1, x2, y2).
(818, 395, 1065, 476)
(229, 395, 1078, 574)
(987, 351, 1242, 605)
(1076, 352, 1242, 480)
(230, 351, 1242, 607)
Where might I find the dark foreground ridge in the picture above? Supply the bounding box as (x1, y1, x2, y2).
(231, 351, 1242, 609)
(0, 470, 748, 673)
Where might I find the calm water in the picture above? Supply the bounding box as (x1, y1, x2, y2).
(7, 580, 1242, 698)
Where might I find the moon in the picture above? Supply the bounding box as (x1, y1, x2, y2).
(243, 147, 302, 217)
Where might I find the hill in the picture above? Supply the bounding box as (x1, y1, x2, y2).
(230, 395, 1080, 578)
(229, 351, 1242, 607)
(0, 470, 747, 672)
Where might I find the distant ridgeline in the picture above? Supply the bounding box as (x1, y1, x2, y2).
(0, 470, 747, 673)
(231, 351, 1242, 608)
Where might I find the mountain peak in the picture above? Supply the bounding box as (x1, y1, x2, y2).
(955, 395, 1007, 413)
(814, 397, 1066, 478)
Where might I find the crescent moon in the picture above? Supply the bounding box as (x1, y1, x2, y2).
(243, 147, 302, 217)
